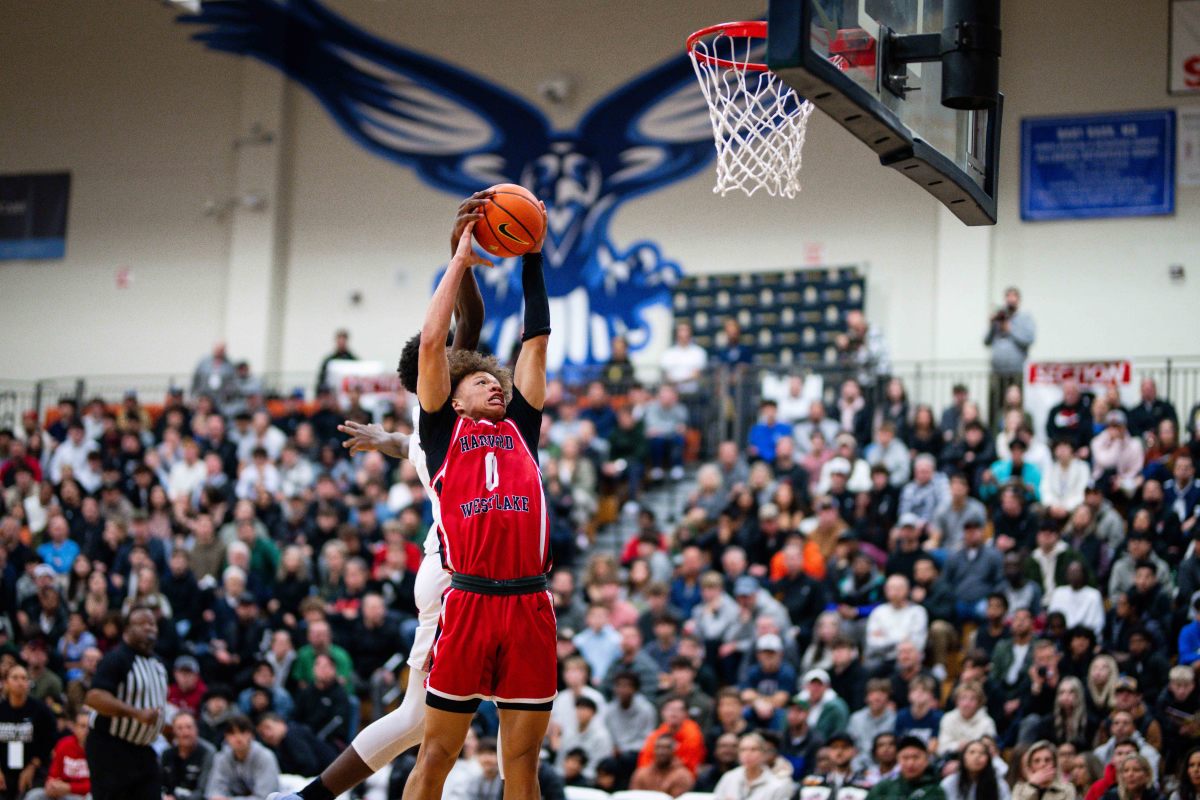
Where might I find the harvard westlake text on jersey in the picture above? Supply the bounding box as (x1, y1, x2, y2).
(458, 432, 516, 452)
(430, 405, 549, 579)
(454, 433, 531, 518)
(459, 494, 531, 517)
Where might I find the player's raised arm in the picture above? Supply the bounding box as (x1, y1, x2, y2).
(450, 192, 491, 351)
(419, 223, 491, 412)
(453, 268, 485, 351)
(514, 202, 550, 410)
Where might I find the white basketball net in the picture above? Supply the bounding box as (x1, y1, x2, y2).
(689, 29, 814, 198)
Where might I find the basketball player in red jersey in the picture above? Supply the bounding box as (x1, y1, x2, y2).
(275, 193, 492, 800)
(403, 209, 554, 800)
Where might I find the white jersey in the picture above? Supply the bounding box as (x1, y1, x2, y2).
(410, 404, 442, 555)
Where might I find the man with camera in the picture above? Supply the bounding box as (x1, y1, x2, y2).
(836, 310, 891, 401)
(984, 287, 1036, 418)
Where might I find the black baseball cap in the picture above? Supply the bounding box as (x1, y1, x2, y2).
(896, 735, 928, 754)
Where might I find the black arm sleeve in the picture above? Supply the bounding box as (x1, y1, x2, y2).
(418, 401, 458, 477)
(506, 387, 543, 462)
(520, 252, 550, 341)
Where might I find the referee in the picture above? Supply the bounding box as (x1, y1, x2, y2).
(85, 605, 168, 800)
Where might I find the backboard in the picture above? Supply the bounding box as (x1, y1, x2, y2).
(767, 0, 1002, 225)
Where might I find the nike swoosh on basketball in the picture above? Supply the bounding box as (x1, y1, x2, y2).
(497, 222, 529, 245)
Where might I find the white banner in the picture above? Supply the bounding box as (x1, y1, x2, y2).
(1024, 361, 1138, 443)
(324, 359, 407, 416)
(1181, 107, 1200, 186)
(1172, 0, 1200, 94)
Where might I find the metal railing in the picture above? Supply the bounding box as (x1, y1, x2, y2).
(617, 355, 1200, 457)
(5, 357, 1199, 456)
(0, 371, 316, 427)
(0, 381, 38, 433)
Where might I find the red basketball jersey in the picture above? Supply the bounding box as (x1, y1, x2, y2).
(430, 415, 549, 580)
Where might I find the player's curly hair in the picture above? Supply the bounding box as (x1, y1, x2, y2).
(397, 330, 458, 393)
(396, 333, 422, 393)
(397, 332, 512, 402)
(449, 350, 512, 403)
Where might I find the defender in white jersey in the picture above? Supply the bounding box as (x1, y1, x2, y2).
(327, 390, 453, 772)
(404, 402, 452, 674)
(276, 192, 490, 800)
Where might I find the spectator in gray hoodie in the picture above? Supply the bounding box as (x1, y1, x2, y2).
(898, 456, 951, 528)
(848, 679, 898, 769)
(691, 572, 740, 648)
(555, 696, 614, 781)
(604, 672, 659, 757)
(932, 472, 988, 553)
(943, 516, 1005, 622)
(204, 715, 279, 800)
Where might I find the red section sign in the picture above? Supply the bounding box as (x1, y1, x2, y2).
(1172, 1, 1200, 94)
(1027, 361, 1132, 386)
(339, 374, 403, 395)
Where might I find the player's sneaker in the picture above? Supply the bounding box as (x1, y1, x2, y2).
(266, 793, 303, 800)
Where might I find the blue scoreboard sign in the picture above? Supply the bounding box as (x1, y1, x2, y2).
(1021, 110, 1175, 221)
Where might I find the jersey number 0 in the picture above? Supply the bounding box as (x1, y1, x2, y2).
(485, 451, 500, 491)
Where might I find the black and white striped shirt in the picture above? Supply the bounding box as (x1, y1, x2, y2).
(89, 643, 168, 747)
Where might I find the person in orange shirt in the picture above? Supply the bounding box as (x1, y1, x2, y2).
(768, 534, 825, 582)
(637, 697, 707, 775)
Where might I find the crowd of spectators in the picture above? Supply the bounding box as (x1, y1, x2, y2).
(2, 309, 1200, 800)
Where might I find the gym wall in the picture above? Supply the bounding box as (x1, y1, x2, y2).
(0, 0, 1196, 382)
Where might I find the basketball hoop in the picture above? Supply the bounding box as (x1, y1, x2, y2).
(688, 21, 834, 199)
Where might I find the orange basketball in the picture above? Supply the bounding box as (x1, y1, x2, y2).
(473, 183, 545, 258)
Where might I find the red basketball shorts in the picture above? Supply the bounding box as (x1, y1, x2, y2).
(425, 588, 558, 712)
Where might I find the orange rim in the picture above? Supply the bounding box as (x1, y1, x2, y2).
(686, 21, 770, 72)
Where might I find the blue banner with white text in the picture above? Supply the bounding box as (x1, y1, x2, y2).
(1021, 110, 1175, 221)
(0, 173, 71, 260)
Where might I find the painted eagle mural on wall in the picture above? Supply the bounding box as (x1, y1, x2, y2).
(177, 0, 718, 373)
